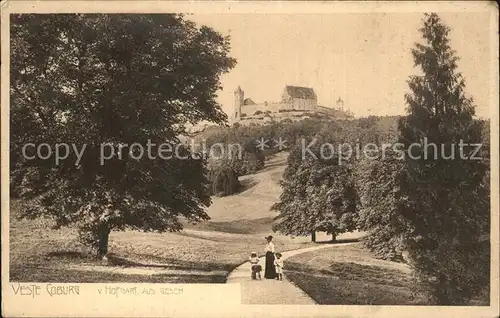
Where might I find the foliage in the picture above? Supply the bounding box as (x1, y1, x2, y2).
(195, 118, 328, 179)
(269, 113, 399, 240)
(207, 161, 241, 197)
(357, 116, 379, 129)
(360, 13, 490, 304)
(272, 121, 362, 238)
(355, 145, 409, 261)
(199, 125, 266, 177)
(10, 14, 236, 257)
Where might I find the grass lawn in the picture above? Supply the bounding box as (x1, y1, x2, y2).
(9, 198, 316, 283)
(283, 243, 430, 305)
(185, 217, 275, 234)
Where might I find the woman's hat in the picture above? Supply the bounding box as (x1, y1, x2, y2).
(265, 235, 273, 240)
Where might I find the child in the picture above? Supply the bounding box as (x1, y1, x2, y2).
(249, 252, 262, 280)
(274, 253, 284, 281)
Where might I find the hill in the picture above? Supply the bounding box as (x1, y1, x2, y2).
(183, 152, 287, 233)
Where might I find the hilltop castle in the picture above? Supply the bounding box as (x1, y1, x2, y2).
(232, 85, 352, 124)
(233, 85, 318, 122)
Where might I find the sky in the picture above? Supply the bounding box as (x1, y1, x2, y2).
(188, 12, 493, 119)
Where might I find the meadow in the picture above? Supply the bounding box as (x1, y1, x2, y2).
(9, 152, 317, 283)
(284, 243, 428, 305)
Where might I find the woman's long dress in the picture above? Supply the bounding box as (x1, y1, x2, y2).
(264, 242, 277, 279)
(264, 252, 276, 279)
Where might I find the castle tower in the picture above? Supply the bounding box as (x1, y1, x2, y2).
(336, 97, 344, 111)
(234, 86, 244, 122)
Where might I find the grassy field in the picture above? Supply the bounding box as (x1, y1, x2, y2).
(9, 152, 323, 283)
(283, 243, 430, 305)
(9, 200, 320, 283)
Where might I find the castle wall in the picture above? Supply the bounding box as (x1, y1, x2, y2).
(267, 102, 292, 112)
(238, 111, 313, 126)
(240, 104, 264, 116)
(291, 98, 317, 111)
(234, 86, 322, 122)
(240, 102, 292, 116)
(316, 106, 352, 118)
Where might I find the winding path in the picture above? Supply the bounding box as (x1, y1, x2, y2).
(226, 242, 358, 305)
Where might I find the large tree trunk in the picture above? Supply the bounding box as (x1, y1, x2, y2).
(331, 233, 337, 242)
(311, 231, 316, 242)
(97, 223, 110, 259)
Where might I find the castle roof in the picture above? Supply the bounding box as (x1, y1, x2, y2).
(285, 86, 317, 100)
(243, 98, 256, 105)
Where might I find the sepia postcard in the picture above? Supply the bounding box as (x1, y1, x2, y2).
(1, 1, 499, 317)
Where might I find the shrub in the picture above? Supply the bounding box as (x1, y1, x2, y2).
(208, 162, 241, 197)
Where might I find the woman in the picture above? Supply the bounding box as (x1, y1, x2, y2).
(264, 235, 277, 279)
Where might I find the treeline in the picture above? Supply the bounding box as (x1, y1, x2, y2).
(198, 115, 407, 199)
(192, 118, 328, 196)
(273, 116, 489, 304)
(272, 116, 397, 239)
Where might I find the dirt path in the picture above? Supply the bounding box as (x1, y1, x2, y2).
(226, 242, 358, 305)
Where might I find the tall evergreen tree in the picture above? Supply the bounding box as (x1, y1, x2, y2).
(396, 13, 490, 304)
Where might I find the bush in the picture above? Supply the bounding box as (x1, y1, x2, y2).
(254, 110, 263, 115)
(233, 149, 265, 176)
(208, 162, 241, 197)
(358, 116, 378, 129)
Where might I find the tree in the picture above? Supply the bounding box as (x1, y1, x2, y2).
(10, 14, 236, 258)
(199, 124, 266, 177)
(272, 122, 358, 241)
(395, 13, 489, 304)
(355, 144, 409, 261)
(207, 161, 241, 197)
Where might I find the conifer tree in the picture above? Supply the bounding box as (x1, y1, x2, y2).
(396, 13, 490, 304)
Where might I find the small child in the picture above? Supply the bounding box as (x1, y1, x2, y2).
(274, 253, 284, 281)
(249, 252, 262, 280)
